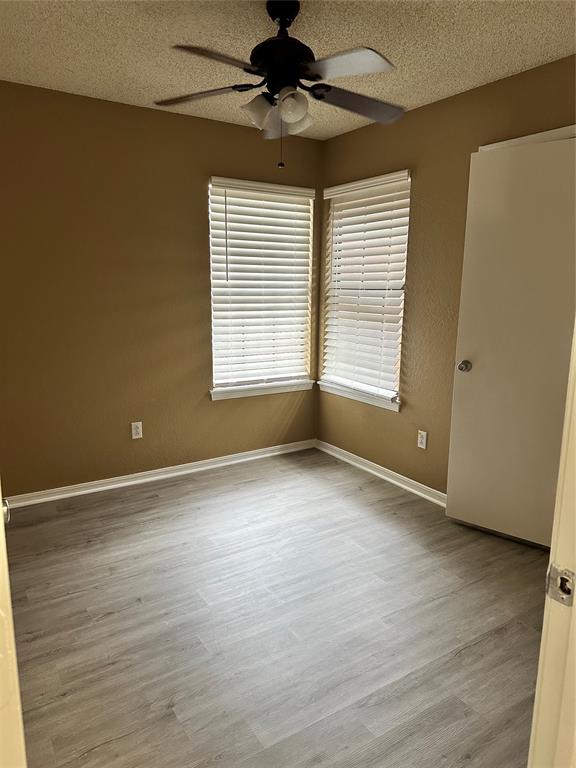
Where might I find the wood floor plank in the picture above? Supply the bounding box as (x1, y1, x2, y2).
(7, 449, 548, 767)
(236, 708, 374, 768)
(323, 696, 487, 768)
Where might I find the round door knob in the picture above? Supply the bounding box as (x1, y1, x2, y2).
(457, 359, 472, 372)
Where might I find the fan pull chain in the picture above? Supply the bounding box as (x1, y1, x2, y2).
(278, 120, 285, 169)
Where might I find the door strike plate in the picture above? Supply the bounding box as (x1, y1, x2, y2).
(546, 563, 574, 607)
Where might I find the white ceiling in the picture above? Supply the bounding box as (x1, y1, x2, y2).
(0, 1, 573, 140)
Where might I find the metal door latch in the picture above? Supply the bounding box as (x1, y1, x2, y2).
(2, 499, 9, 525)
(546, 563, 574, 607)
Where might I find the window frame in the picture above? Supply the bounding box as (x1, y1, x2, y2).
(319, 170, 411, 412)
(208, 176, 316, 401)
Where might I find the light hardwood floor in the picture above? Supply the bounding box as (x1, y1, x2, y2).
(7, 449, 548, 768)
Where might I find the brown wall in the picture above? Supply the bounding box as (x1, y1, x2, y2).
(1, 57, 574, 496)
(318, 56, 575, 493)
(0, 81, 321, 495)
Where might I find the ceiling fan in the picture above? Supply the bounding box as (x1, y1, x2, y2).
(154, 0, 404, 139)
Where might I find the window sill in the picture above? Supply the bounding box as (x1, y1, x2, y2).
(318, 381, 400, 412)
(211, 379, 315, 401)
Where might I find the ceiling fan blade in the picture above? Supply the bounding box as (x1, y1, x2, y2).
(173, 45, 264, 76)
(155, 83, 258, 107)
(304, 48, 393, 81)
(310, 84, 404, 124)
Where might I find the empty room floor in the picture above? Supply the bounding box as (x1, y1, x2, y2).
(7, 449, 547, 768)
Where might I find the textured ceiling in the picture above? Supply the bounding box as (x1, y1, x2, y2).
(0, 1, 573, 140)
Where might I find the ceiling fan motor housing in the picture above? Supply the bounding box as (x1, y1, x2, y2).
(250, 36, 315, 95)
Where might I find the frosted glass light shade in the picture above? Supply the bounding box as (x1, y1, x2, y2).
(241, 94, 274, 130)
(288, 113, 313, 135)
(278, 87, 308, 124)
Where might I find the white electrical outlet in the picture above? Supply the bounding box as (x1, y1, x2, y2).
(131, 421, 143, 440)
(417, 430, 428, 450)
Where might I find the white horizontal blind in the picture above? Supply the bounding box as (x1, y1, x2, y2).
(321, 171, 411, 401)
(209, 177, 314, 388)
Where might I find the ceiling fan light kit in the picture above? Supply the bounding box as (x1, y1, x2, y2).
(277, 86, 308, 123)
(241, 92, 275, 129)
(155, 0, 404, 160)
(287, 111, 312, 135)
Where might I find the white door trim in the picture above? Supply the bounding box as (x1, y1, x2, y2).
(0, 489, 27, 767)
(528, 320, 576, 768)
(480, 124, 575, 152)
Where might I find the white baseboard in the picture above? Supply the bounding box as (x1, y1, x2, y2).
(7, 438, 446, 510)
(7, 440, 317, 509)
(315, 441, 447, 508)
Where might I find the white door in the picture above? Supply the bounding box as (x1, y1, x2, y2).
(528, 320, 576, 768)
(0, 483, 27, 767)
(446, 135, 575, 545)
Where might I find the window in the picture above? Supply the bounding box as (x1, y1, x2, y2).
(319, 171, 411, 411)
(209, 177, 315, 400)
